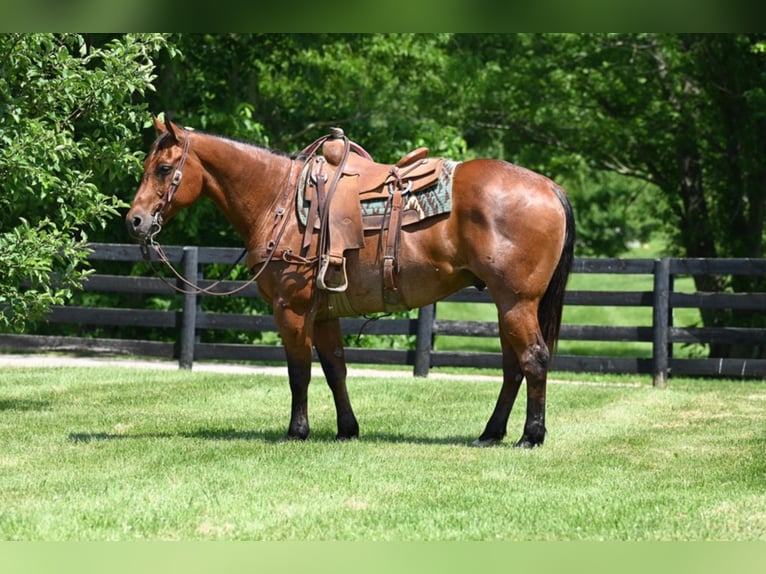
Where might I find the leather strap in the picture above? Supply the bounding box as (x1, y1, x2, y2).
(154, 130, 191, 221)
(302, 157, 325, 253)
(319, 136, 350, 261)
(383, 186, 405, 307)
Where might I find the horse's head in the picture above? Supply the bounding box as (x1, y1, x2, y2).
(126, 116, 203, 241)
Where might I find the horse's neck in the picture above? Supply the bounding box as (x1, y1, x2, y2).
(195, 134, 291, 244)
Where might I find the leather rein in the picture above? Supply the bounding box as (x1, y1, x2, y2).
(139, 128, 300, 297)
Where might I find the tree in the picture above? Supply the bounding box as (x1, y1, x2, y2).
(0, 33, 169, 330)
(13, 34, 759, 355)
(446, 33, 766, 356)
(131, 34, 474, 348)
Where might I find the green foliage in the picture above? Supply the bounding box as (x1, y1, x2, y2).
(563, 169, 662, 257)
(437, 33, 765, 354)
(141, 34, 468, 249)
(0, 33, 169, 330)
(135, 34, 764, 265)
(446, 33, 766, 262)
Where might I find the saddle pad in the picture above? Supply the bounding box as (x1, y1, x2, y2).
(297, 159, 460, 230)
(358, 159, 460, 229)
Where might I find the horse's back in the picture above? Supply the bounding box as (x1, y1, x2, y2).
(379, 159, 569, 309)
(328, 157, 571, 314)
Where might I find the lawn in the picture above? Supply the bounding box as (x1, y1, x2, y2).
(1, 365, 763, 541)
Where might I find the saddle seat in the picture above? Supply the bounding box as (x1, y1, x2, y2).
(321, 138, 440, 200)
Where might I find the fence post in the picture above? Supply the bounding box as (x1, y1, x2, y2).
(178, 246, 199, 369)
(413, 303, 435, 377)
(652, 257, 670, 387)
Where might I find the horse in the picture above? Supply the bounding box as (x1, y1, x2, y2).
(126, 116, 575, 448)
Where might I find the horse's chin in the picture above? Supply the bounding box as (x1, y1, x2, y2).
(129, 230, 151, 243)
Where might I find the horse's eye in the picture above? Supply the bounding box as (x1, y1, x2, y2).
(157, 164, 173, 176)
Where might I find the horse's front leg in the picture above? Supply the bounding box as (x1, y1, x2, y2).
(275, 305, 314, 440)
(314, 318, 359, 440)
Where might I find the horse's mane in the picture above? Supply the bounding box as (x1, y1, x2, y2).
(204, 131, 294, 159)
(152, 127, 293, 160)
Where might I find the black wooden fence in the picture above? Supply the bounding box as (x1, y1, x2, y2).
(1, 243, 764, 384)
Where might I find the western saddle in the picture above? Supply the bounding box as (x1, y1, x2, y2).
(298, 128, 447, 305)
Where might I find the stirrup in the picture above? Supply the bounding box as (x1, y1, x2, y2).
(317, 255, 348, 292)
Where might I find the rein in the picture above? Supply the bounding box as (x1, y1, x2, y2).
(140, 232, 259, 297)
(140, 130, 303, 297)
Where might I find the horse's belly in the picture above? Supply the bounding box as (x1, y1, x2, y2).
(317, 253, 473, 320)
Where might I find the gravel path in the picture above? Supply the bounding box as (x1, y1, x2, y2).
(0, 352, 504, 382)
(0, 353, 637, 387)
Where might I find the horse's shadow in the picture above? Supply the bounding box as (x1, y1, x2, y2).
(0, 399, 52, 412)
(67, 428, 477, 446)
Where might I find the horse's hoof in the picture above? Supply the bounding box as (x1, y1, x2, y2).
(472, 437, 503, 448)
(513, 437, 542, 449)
(281, 433, 309, 442)
(335, 434, 359, 442)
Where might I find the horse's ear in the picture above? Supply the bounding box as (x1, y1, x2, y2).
(164, 116, 179, 142)
(152, 115, 166, 134)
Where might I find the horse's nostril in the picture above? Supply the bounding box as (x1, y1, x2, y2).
(132, 215, 143, 229)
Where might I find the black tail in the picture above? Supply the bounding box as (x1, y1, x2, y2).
(538, 185, 576, 354)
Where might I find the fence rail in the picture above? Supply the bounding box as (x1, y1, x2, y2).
(2, 243, 765, 384)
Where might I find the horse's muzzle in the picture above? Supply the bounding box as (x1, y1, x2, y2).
(126, 210, 158, 240)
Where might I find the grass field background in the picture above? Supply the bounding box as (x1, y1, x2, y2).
(1, 364, 763, 541)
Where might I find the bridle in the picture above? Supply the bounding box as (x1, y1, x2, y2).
(139, 129, 188, 262)
(138, 129, 192, 255)
(138, 128, 297, 297)
(154, 130, 191, 221)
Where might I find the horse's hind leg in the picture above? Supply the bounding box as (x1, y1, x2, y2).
(474, 339, 524, 447)
(508, 302, 550, 448)
(477, 301, 549, 448)
(314, 318, 359, 440)
(515, 337, 549, 449)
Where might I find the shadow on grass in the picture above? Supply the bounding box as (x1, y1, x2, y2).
(67, 428, 480, 446)
(0, 399, 52, 412)
(67, 428, 282, 443)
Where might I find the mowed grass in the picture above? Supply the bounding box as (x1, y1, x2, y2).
(1, 365, 764, 541)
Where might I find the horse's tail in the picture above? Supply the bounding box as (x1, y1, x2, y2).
(539, 185, 576, 355)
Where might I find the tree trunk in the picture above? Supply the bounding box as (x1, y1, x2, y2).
(675, 142, 733, 358)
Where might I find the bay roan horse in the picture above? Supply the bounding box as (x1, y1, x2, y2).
(127, 117, 575, 448)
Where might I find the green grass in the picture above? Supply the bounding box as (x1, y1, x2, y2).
(1, 366, 764, 540)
